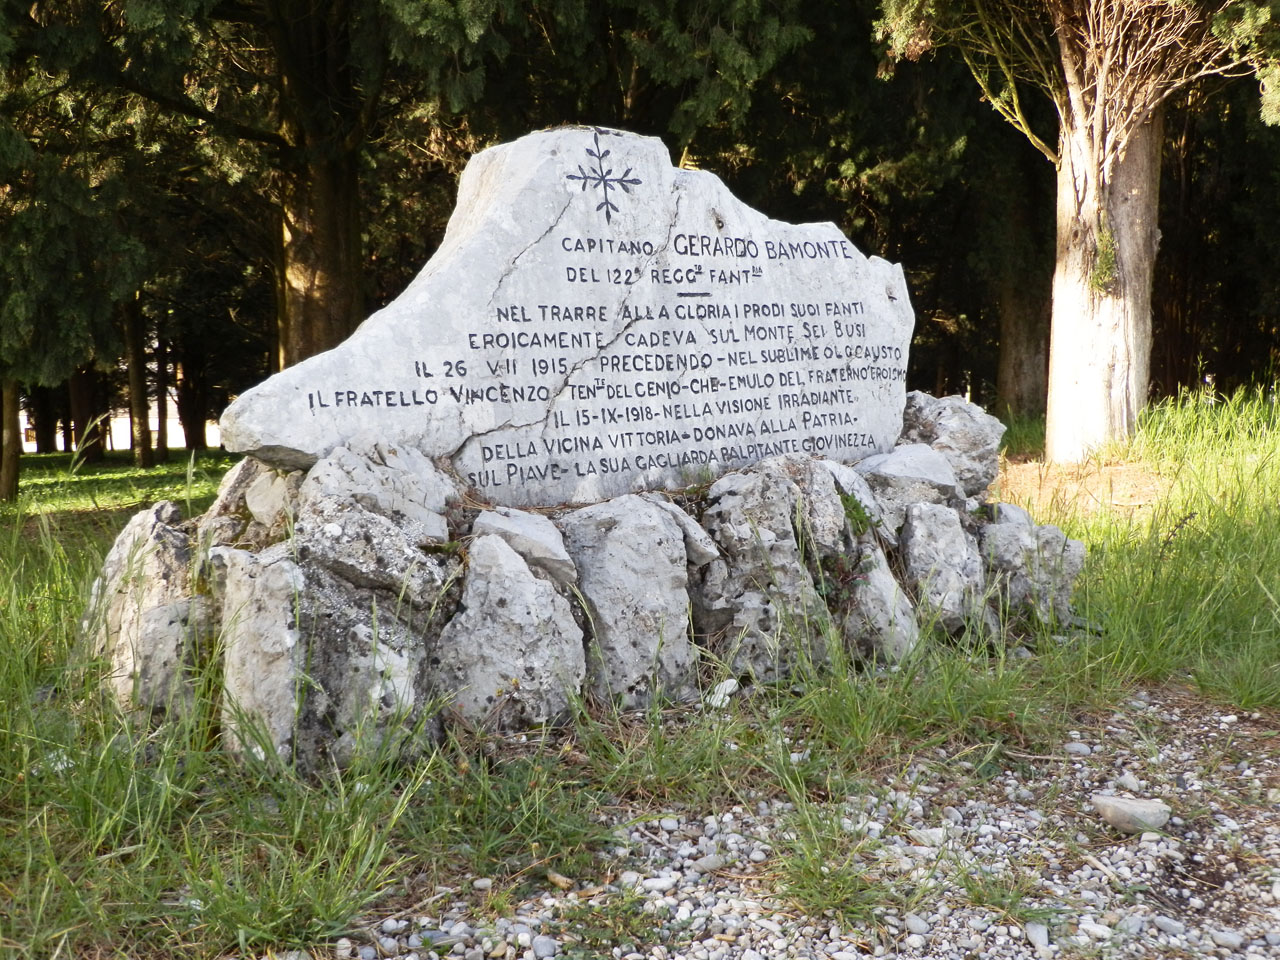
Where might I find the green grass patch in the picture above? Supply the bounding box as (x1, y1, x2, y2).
(2, 387, 1279, 955)
(1062, 387, 1280, 708)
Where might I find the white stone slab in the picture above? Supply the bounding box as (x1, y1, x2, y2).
(221, 126, 915, 506)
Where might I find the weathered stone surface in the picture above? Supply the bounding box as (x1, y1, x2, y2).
(840, 538, 919, 662)
(244, 469, 303, 530)
(900, 391, 1006, 497)
(854, 443, 960, 534)
(473, 507, 576, 586)
(772, 453, 855, 559)
(298, 443, 457, 544)
(899, 503, 992, 635)
(216, 544, 306, 760)
(981, 515, 1086, 623)
(216, 538, 458, 767)
(294, 494, 461, 608)
(221, 127, 914, 505)
(988, 501, 1034, 528)
(560, 495, 695, 709)
(639, 493, 720, 567)
(196, 456, 272, 549)
(433, 535, 584, 729)
(86, 502, 211, 713)
(691, 459, 832, 680)
(1091, 794, 1172, 834)
(812, 458, 885, 540)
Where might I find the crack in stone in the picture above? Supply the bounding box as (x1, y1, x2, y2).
(528, 189, 686, 435)
(488, 197, 574, 308)
(449, 187, 687, 480)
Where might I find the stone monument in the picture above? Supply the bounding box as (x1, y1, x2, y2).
(221, 126, 914, 505)
(86, 128, 1085, 770)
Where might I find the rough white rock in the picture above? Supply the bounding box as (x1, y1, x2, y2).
(220, 127, 914, 505)
(1090, 794, 1172, 834)
(840, 537, 919, 661)
(433, 535, 584, 729)
(899, 502, 993, 635)
(217, 545, 307, 760)
(639, 494, 720, 567)
(298, 443, 456, 544)
(559, 496, 696, 709)
(244, 469, 301, 530)
(812, 458, 887, 543)
(85, 502, 211, 714)
(854, 443, 959, 534)
(900, 391, 1006, 497)
(473, 507, 577, 586)
(691, 459, 833, 681)
(981, 515, 1086, 623)
(215, 515, 460, 769)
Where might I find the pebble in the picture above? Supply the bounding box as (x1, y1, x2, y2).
(1080, 921, 1112, 940)
(1210, 929, 1243, 949)
(334, 688, 1278, 960)
(1154, 915, 1186, 936)
(1091, 793, 1172, 833)
(1025, 922, 1049, 948)
(1116, 770, 1142, 792)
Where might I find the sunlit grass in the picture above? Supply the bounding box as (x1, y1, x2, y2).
(2, 386, 1278, 955)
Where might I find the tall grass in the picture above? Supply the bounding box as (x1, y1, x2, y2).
(1, 389, 1277, 955)
(1058, 387, 1280, 707)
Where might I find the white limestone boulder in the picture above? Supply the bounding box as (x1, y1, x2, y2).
(691, 459, 834, 680)
(196, 456, 274, 549)
(298, 443, 457, 544)
(813, 458, 887, 542)
(215, 538, 459, 768)
(559, 495, 696, 710)
(900, 391, 1007, 498)
(980, 513, 1086, 624)
(839, 537, 919, 662)
(432, 535, 584, 729)
(85, 501, 212, 714)
(899, 502, 995, 635)
(640, 493, 721, 567)
(473, 507, 577, 587)
(220, 127, 914, 506)
(854, 443, 959, 535)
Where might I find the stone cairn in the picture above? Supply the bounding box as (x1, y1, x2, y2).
(84, 128, 1083, 770)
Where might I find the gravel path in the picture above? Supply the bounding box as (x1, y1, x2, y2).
(326, 687, 1280, 960)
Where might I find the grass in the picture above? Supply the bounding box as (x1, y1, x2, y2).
(2, 387, 1279, 955)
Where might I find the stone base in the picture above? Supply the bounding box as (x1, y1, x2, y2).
(85, 392, 1084, 771)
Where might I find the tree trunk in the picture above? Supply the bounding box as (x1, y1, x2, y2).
(68, 366, 106, 464)
(0, 380, 19, 500)
(28, 385, 60, 453)
(993, 146, 1051, 419)
(995, 274, 1050, 419)
(277, 151, 364, 367)
(155, 335, 170, 462)
(1045, 112, 1162, 462)
(123, 297, 154, 468)
(176, 360, 208, 451)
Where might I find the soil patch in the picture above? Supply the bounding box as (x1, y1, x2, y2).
(994, 456, 1171, 521)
